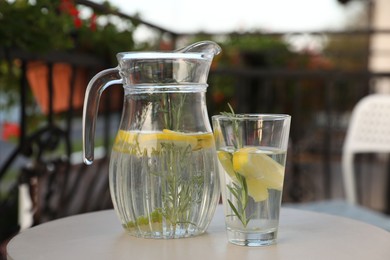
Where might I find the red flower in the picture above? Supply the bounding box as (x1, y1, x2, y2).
(74, 17, 82, 28)
(59, 0, 73, 14)
(68, 6, 79, 17)
(2, 122, 20, 141)
(59, 0, 82, 28)
(90, 13, 97, 31)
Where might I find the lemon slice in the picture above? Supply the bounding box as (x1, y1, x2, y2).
(193, 132, 215, 150)
(162, 129, 214, 150)
(113, 129, 213, 155)
(246, 177, 269, 202)
(113, 130, 139, 154)
(217, 151, 236, 179)
(217, 150, 269, 202)
(140, 130, 198, 153)
(233, 147, 284, 191)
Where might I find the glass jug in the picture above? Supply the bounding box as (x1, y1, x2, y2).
(83, 41, 221, 239)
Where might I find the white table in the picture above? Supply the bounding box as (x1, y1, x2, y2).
(7, 205, 390, 260)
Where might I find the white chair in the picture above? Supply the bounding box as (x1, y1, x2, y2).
(342, 94, 390, 205)
(285, 94, 390, 231)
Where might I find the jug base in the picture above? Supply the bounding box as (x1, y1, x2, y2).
(124, 226, 206, 239)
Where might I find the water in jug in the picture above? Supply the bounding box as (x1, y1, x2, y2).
(83, 41, 221, 239)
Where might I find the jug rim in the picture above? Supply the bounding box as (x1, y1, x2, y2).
(116, 52, 215, 60)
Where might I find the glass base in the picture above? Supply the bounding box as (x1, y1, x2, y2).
(227, 228, 277, 247)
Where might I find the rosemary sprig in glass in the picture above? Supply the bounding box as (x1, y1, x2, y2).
(220, 104, 252, 228)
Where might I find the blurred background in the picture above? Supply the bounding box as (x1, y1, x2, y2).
(1, 0, 390, 257)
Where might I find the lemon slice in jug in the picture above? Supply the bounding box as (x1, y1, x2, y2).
(113, 129, 213, 155)
(162, 129, 214, 150)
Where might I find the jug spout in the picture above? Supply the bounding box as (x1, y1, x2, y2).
(176, 41, 221, 57)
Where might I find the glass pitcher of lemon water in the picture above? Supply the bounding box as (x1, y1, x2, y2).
(82, 41, 221, 239)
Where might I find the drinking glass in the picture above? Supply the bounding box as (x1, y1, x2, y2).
(212, 114, 291, 246)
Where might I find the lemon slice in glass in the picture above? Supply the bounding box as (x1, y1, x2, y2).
(217, 150, 236, 179)
(246, 177, 269, 202)
(233, 147, 284, 191)
(217, 150, 269, 202)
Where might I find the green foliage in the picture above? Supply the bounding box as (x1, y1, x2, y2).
(220, 34, 294, 68)
(0, 0, 74, 52)
(198, 35, 297, 114)
(0, 60, 20, 109)
(0, 0, 142, 118)
(76, 22, 136, 64)
(323, 34, 369, 71)
(226, 34, 290, 53)
(0, 0, 139, 58)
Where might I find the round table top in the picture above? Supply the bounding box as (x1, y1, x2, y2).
(7, 205, 390, 260)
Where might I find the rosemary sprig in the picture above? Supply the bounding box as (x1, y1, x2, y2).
(220, 103, 241, 149)
(152, 142, 204, 229)
(220, 104, 252, 227)
(227, 172, 251, 227)
(162, 93, 187, 131)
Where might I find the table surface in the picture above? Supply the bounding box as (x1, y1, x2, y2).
(7, 205, 390, 260)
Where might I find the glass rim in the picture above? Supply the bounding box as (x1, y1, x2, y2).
(212, 114, 291, 121)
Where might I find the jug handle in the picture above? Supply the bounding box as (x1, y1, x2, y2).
(82, 67, 122, 165)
